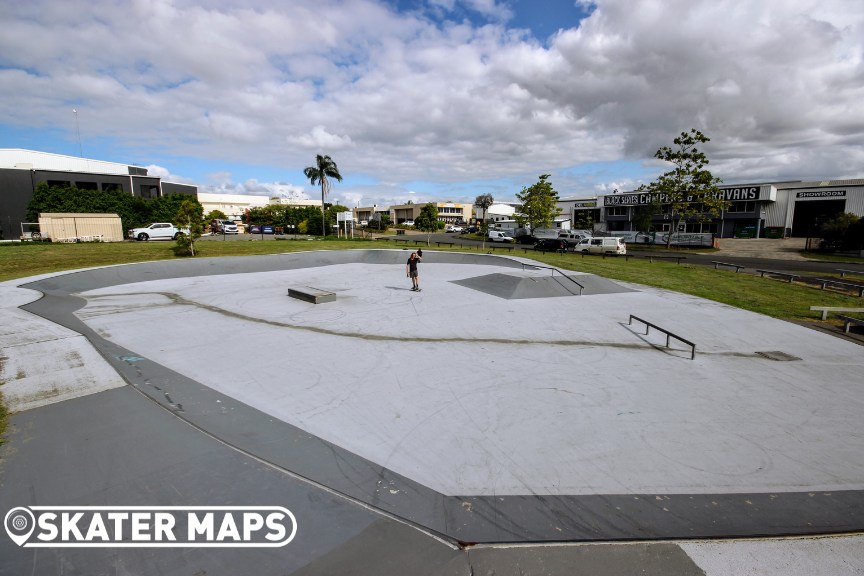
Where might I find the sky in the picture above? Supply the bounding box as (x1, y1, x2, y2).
(1, 0, 862, 208)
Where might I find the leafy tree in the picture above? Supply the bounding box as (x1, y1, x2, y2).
(173, 199, 203, 256)
(632, 195, 662, 236)
(820, 212, 862, 251)
(305, 203, 348, 236)
(415, 203, 445, 245)
(205, 209, 227, 222)
(479, 219, 490, 250)
(27, 182, 152, 232)
(246, 205, 319, 233)
(149, 194, 200, 224)
(368, 214, 390, 231)
(515, 174, 561, 230)
(573, 210, 596, 232)
(303, 154, 343, 236)
(474, 193, 494, 222)
(638, 129, 726, 248)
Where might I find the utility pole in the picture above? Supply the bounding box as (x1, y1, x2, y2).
(72, 108, 83, 157)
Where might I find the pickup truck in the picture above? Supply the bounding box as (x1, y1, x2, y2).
(128, 223, 189, 241)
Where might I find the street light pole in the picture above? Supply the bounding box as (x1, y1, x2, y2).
(72, 109, 83, 157)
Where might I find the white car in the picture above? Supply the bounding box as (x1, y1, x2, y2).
(128, 223, 189, 241)
(446, 225, 463, 233)
(213, 220, 238, 234)
(402, 220, 415, 226)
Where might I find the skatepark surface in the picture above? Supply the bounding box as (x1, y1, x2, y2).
(1, 249, 863, 575)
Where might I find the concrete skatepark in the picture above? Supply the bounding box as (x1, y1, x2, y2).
(1, 249, 863, 575)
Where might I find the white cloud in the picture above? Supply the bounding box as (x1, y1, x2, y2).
(293, 126, 355, 149)
(0, 0, 862, 200)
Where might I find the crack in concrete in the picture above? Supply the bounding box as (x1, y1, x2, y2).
(83, 291, 762, 359)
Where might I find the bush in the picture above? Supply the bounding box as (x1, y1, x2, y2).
(820, 213, 863, 251)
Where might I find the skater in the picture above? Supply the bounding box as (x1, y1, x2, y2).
(406, 251, 422, 291)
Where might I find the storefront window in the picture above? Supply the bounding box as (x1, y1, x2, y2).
(727, 201, 755, 213)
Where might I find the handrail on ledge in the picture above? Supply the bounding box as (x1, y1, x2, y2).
(521, 263, 584, 295)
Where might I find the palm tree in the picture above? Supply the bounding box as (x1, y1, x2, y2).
(303, 154, 343, 236)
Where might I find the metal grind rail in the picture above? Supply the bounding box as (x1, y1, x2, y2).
(521, 263, 585, 295)
(628, 315, 696, 360)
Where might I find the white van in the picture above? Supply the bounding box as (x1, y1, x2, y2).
(488, 230, 515, 242)
(575, 236, 627, 255)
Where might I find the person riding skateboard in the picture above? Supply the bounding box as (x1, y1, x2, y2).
(406, 251, 422, 291)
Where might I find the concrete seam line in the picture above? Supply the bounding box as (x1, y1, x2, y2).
(121, 378, 462, 552)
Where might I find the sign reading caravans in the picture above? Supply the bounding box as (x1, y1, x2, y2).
(603, 186, 764, 206)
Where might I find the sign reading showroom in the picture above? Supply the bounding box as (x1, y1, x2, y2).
(796, 190, 846, 199)
(5, 506, 297, 548)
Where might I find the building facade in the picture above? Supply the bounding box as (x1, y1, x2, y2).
(561, 179, 864, 238)
(357, 202, 472, 226)
(0, 149, 196, 240)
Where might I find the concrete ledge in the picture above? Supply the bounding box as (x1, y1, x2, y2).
(288, 286, 336, 304)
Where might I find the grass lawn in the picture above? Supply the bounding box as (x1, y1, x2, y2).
(800, 251, 864, 264)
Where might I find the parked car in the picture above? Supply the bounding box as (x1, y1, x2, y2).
(464, 226, 479, 234)
(127, 223, 189, 241)
(402, 220, 415, 227)
(574, 236, 627, 255)
(516, 234, 538, 245)
(534, 238, 568, 252)
(446, 225, 463, 233)
(488, 230, 515, 242)
(212, 219, 238, 234)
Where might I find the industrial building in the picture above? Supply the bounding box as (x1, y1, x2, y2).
(560, 179, 864, 238)
(0, 149, 196, 240)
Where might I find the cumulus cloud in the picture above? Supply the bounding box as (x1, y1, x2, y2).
(0, 0, 862, 205)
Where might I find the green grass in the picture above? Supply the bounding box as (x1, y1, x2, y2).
(800, 251, 864, 264)
(533, 252, 862, 320)
(0, 237, 375, 282)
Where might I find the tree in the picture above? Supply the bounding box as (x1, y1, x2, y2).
(303, 155, 343, 236)
(205, 209, 227, 222)
(573, 210, 596, 232)
(415, 203, 445, 246)
(479, 219, 490, 250)
(173, 199, 203, 256)
(25, 181, 180, 233)
(474, 193, 494, 223)
(368, 213, 390, 231)
(820, 213, 862, 251)
(638, 129, 726, 248)
(632, 195, 662, 242)
(515, 174, 561, 230)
